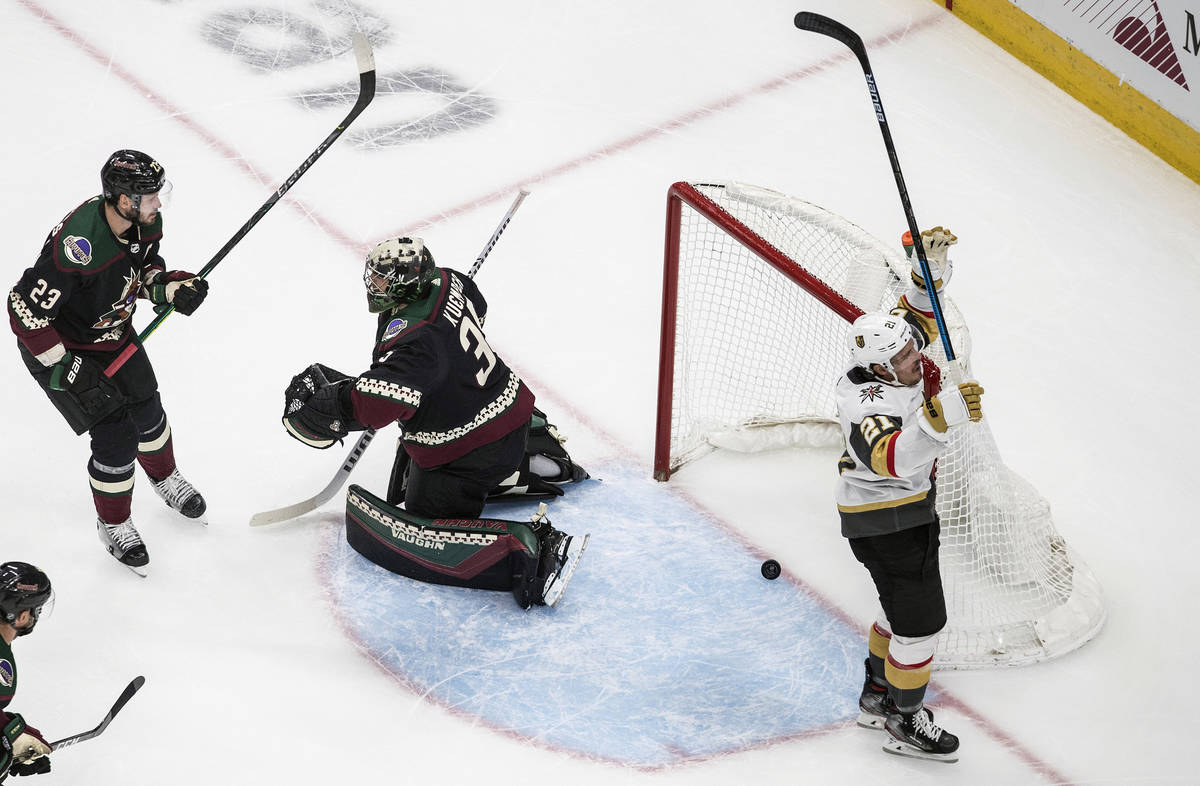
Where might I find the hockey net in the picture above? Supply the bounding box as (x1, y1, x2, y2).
(655, 181, 1105, 669)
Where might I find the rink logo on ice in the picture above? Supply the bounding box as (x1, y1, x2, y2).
(325, 464, 866, 769)
(0, 660, 12, 687)
(63, 236, 92, 265)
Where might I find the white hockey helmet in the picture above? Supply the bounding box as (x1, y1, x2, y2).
(847, 312, 913, 378)
(363, 237, 436, 313)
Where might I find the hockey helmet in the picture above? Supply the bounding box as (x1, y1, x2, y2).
(101, 149, 168, 211)
(0, 561, 53, 637)
(848, 312, 914, 380)
(364, 237, 437, 313)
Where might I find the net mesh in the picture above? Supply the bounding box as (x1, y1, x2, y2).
(661, 182, 1105, 668)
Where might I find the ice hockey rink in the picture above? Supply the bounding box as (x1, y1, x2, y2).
(2, 0, 1197, 783)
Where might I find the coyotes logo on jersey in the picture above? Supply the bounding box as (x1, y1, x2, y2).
(92, 271, 140, 330)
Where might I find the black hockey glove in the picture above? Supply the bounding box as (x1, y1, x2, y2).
(282, 364, 364, 449)
(145, 270, 208, 315)
(48, 352, 120, 416)
(9, 756, 51, 777)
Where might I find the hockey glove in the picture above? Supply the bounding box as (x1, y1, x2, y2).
(910, 226, 957, 290)
(144, 270, 209, 315)
(282, 364, 364, 449)
(48, 352, 119, 416)
(1, 715, 49, 778)
(918, 381, 984, 437)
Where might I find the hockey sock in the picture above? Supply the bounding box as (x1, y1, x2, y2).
(868, 621, 891, 687)
(885, 632, 936, 712)
(89, 456, 135, 524)
(135, 415, 176, 482)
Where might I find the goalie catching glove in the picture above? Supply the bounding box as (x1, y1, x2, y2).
(919, 381, 984, 438)
(282, 363, 365, 449)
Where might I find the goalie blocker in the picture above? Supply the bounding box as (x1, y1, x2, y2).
(345, 484, 587, 608)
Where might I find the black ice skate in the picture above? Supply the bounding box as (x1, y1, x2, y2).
(151, 469, 207, 521)
(97, 517, 149, 577)
(857, 659, 890, 729)
(883, 706, 959, 763)
(531, 506, 588, 608)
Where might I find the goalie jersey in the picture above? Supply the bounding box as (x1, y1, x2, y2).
(835, 304, 949, 540)
(348, 268, 535, 469)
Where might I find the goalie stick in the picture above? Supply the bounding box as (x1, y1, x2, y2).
(794, 12, 957, 365)
(248, 188, 531, 527)
(103, 32, 378, 378)
(49, 676, 145, 752)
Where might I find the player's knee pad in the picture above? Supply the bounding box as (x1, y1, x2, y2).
(89, 414, 138, 467)
(127, 392, 165, 433)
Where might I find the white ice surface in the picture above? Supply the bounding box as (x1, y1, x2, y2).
(1, 0, 1197, 783)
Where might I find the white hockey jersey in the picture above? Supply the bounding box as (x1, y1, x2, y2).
(835, 366, 949, 538)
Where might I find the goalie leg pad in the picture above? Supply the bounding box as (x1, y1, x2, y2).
(345, 484, 540, 600)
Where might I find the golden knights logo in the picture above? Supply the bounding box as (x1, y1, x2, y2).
(859, 384, 884, 403)
(92, 271, 140, 329)
(855, 335, 865, 348)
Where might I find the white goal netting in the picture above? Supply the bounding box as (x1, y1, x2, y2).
(655, 181, 1105, 669)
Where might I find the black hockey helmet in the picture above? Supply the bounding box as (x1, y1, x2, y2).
(101, 149, 166, 209)
(0, 561, 53, 637)
(364, 237, 437, 313)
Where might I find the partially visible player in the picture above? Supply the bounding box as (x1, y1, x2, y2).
(8, 151, 209, 575)
(282, 237, 588, 607)
(835, 227, 984, 762)
(0, 562, 54, 781)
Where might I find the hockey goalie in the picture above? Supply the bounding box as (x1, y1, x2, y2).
(280, 237, 589, 608)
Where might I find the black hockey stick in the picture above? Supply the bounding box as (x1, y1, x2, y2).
(49, 675, 145, 752)
(249, 188, 531, 526)
(103, 33, 378, 378)
(794, 12, 957, 363)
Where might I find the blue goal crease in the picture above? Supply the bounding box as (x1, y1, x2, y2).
(322, 461, 873, 768)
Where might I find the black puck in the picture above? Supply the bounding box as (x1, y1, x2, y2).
(761, 559, 781, 580)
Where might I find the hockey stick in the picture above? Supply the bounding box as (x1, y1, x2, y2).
(794, 12, 957, 364)
(49, 675, 145, 752)
(103, 33, 378, 379)
(248, 188, 531, 526)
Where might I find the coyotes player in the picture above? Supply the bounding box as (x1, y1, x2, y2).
(8, 150, 209, 574)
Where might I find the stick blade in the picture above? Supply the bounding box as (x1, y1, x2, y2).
(248, 499, 320, 527)
(794, 12, 869, 65)
(350, 31, 375, 75)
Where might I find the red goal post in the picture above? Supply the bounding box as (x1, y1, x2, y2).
(654, 180, 1105, 668)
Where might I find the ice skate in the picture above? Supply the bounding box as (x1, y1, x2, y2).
(151, 468, 207, 522)
(530, 505, 588, 607)
(97, 517, 149, 577)
(857, 659, 890, 729)
(883, 706, 959, 763)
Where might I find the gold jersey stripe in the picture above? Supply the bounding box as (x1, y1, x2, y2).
(837, 489, 929, 514)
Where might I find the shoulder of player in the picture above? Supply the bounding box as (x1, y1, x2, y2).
(838, 369, 911, 420)
(48, 197, 127, 274)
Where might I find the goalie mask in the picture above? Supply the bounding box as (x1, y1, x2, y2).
(0, 561, 53, 637)
(848, 312, 914, 383)
(364, 237, 437, 313)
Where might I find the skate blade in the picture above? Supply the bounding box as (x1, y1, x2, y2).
(881, 736, 959, 763)
(543, 533, 589, 608)
(123, 562, 149, 578)
(856, 712, 885, 730)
